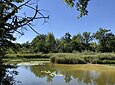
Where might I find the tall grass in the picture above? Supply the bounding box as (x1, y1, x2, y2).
(50, 53, 115, 64)
(5, 53, 52, 59)
(4, 53, 52, 62)
(50, 53, 86, 64)
(4, 53, 115, 64)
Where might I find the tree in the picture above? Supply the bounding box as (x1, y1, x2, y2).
(20, 41, 31, 53)
(61, 32, 72, 52)
(82, 32, 93, 50)
(45, 33, 56, 53)
(0, 65, 18, 85)
(0, 1, 48, 83)
(71, 34, 83, 52)
(5, 43, 22, 54)
(102, 32, 115, 52)
(64, 0, 90, 18)
(94, 28, 115, 52)
(31, 34, 47, 53)
(0, 0, 48, 61)
(0, 33, 15, 62)
(63, 32, 71, 44)
(30, 33, 56, 53)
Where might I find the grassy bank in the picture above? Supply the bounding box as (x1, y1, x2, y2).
(50, 53, 115, 64)
(4, 53, 52, 62)
(4, 53, 115, 64)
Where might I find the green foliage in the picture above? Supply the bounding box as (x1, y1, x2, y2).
(64, 0, 75, 7)
(5, 54, 51, 59)
(7, 28, 115, 54)
(45, 33, 56, 52)
(4, 53, 53, 62)
(50, 53, 86, 64)
(0, 64, 18, 85)
(58, 32, 72, 52)
(0, 0, 47, 63)
(50, 53, 115, 64)
(31, 34, 47, 53)
(64, 0, 90, 18)
(30, 33, 56, 53)
(94, 28, 115, 52)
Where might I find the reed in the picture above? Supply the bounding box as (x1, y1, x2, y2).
(50, 53, 115, 64)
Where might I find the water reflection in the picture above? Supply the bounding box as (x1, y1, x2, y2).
(0, 64, 19, 85)
(15, 64, 115, 85)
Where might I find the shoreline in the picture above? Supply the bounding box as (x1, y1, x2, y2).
(4, 53, 115, 64)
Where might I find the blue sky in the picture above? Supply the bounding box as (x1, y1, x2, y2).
(15, 0, 115, 43)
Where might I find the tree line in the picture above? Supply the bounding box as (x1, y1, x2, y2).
(6, 28, 115, 54)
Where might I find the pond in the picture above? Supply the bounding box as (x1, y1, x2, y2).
(9, 62, 115, 85)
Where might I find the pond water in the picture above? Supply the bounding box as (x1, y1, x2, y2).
(10, 62, 115, 85)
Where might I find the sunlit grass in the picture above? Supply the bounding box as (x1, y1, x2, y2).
(4, 53, 52, 62)
(50, 53, 115, 64)
(5, 53, 52, 58)
(4, 52, 115, 64)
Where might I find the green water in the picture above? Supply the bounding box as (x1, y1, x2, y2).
(12, 62, 115, 85)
